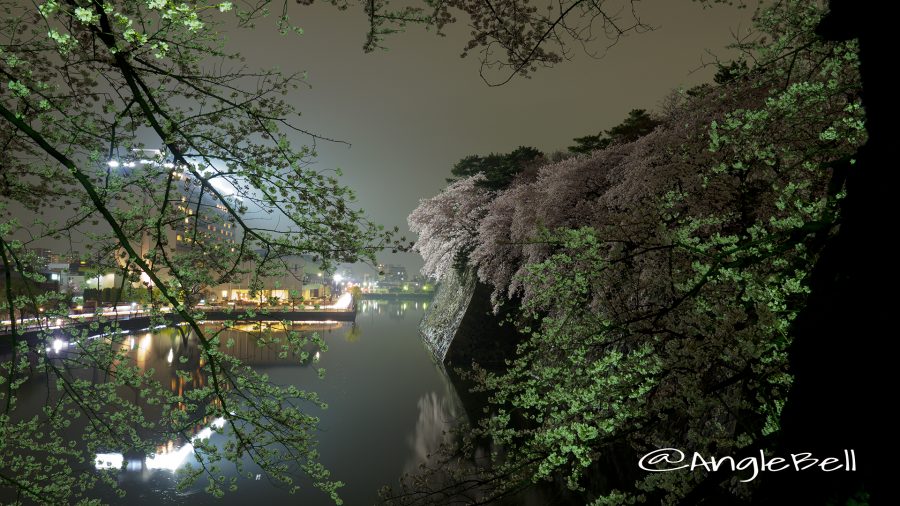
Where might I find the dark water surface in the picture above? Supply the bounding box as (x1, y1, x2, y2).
(95, 298, 461, 505)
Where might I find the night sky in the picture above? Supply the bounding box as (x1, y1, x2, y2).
(230, 1, 754, 275)
(23, 1, 757, 276)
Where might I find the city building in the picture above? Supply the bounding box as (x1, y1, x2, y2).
(214, 254, 331, 305)
(26, 247, 54, 267)
(6, 158, 333, 309)
(108, 156, 243, 300)
(378, 264, 407, 283)
(373, 264, 403, 291)
(46, 262, 87, 295)
(130, 163, 240, 265)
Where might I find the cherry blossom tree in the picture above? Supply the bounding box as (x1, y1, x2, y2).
(398, 2, 865, 503)
(408, 175, 492, 281)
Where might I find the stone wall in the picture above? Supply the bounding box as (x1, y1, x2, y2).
(419, 267, 477, 361)
(420, 267, 522, 367)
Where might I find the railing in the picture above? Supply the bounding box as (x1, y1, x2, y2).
(199, 305, 352, 312)
(1, 308, 160, 335)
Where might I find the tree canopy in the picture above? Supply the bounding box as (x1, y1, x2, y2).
(404, 1, 865, 503)
(361, 0, 671, 85)
(447, 146, 544, 191)
(1, 0, 880, 503)
(0, 0, 746, 501)
(568, 109, 661, 155)
(0, 0, 393, 503)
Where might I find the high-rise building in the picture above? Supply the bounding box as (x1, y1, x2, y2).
(132, 165, 240, 260)
(108, 157, 243, 293)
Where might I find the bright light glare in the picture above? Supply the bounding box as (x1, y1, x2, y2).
(95, 453, 124, 469)
(107, 160, 120, 168)
(139, 271, 154, 287)
(332, 273, 343, 283)
(145, 417, 226, 472)
(208, 177, 235, 196)
(323, 292, 353, 310)
(145, 445, 190, 471)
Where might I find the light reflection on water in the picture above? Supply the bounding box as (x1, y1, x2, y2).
(90, 297, 462, 505)
(95, 417, 227, 472)
(405, 387, 460, 475)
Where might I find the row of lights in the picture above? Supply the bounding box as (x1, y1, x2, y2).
(108, 159, 177, 169)
(109, 157, 237, 197)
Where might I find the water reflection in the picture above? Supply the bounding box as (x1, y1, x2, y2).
(95, 417, 226, 473)
(345, 323, 362, 342)
(10, 299, 464, 504)
(90, 322, 338, 476)
(404, 372, 462, 474)
(145, 417, 226, 471)
(357, 300, 465, 475)
(358, 298, 429, 319)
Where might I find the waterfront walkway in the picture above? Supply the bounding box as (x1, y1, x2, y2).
(0, 303, 356, 350)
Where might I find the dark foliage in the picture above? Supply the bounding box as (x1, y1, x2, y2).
(567, 109, 661, 154)
(448, 146, 544, 190)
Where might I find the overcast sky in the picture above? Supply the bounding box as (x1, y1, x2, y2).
(221, 1, 757, 276)
(16, 1, 757, 277)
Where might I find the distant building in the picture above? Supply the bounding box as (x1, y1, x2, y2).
(27, 247, 54, 268)
(110, 159, 243, 299)
(47, 251, 72, 264)
(0, 264, 58, 303)
(4, 255, 92, 297)
(46, 262, 87, 295)
(101, 156, 342, 306)
(378, 264, 407, 283)
(214, 254, 331, 305)
(132, 165, 241, 263)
